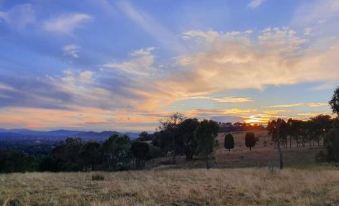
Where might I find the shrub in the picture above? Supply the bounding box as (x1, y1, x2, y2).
(92, 174, 105, 181)
(245, 132, 256, 151)
(224, 133, 235, 152)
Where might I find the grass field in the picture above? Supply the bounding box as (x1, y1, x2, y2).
(1, 130, 338, 206)
(1, 168, 338, 206)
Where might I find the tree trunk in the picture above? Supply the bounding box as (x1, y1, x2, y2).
(277, 123, 284, 170)
(205, 155, 210, 169)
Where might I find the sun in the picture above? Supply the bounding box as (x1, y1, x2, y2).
(245, 115, 266, 125)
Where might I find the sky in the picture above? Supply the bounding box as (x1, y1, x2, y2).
(0, 0, 338, 132)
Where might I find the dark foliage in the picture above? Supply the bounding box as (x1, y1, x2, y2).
(224, 133, 235, 152)
(330, 87, 339, 116)
(131, 141, 149, 168)
(245, 132, 256, 151)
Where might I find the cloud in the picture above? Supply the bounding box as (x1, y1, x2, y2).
(167, 27, 339, 96)
(269, 102, 329, 108)
(0, 4, 35, 28)
(0, 75, 71, 109)
(43, 13, 92, 34)
(292, 0, 339, 27)
(182, 95, 253, 103)
(248, 0, 266, 9)
(116, 1, 185, 53)
(103, 47, 156, 76)
(63, 44, 80, 58)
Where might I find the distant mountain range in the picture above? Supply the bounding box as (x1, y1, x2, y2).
(0, 128, 139, 141)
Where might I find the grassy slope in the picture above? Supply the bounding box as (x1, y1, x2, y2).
(1, 168, 338, 206)
(1, 130, 338, 206)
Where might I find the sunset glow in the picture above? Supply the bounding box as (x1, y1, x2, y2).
(0, 0, 338, 131)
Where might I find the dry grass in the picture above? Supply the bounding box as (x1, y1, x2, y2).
(1, 168, 338, 206)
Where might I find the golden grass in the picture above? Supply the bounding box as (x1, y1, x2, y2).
(1, 168, 338, 206)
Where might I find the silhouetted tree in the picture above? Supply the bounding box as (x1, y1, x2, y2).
(51, 137, 83, 171)
(131, 141, 149, 169)
(245, 132, 256, 151)
(158, 112, 185, 163)
(195, 120, 219, 169)
(79, 141, 101, 170)
(268, 119, 287, 169)
(102, 134, 132, 170)
(138, 131, 152, 141)
(324, 121, 339, 162)
(310, 115, 332, 146)
(177, 118, 200, 160)
(329, 87, 339, 116)
(224, 133, 234, 152)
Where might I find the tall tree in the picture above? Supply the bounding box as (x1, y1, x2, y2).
(268, 119, 287, 169)
(329, 87, 339, 116)
(131, 141, 149, 169)
(310, 115, 332, 146)
(195, 120, 219, 169)
(102, 134, 132, 170)
(177, 118, 200, 160)
(79, 141, 101, 170)
(224, 133, 235, 152)
(159, 112, 185, 163)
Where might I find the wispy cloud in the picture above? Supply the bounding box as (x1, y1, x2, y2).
(103, 47, 156, 76)
(182, 96, 253, 103)
(0, 4, 35, 29)
(63, 44, 80, 58)
(43, 13, 92, 34)
(269, 102, 328, 108)
(248, 0, 266, 9)
(116, 1, 185, 53)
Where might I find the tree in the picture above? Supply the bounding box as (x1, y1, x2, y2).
(131, 141, 149, 169)
(177, 118, 200, 160)
(224, 133, 234, 152)
(324, 127, 339, 162)
(195, 120, 219, 169)
(310, 115, 332, 146)
(102, 134, 132, 170)
(79, 141, 101, 170)
(267, 119, 287, 169)
(51, 137, 83, 171)
(158, 112, 185, 163)
(329, 87, 339, 116)
(138, 131, 152, 141)
(245, 132, 256, 150)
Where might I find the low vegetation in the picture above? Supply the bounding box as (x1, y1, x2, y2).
(1, 168, 338, 206)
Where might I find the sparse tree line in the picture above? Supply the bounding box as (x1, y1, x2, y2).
(0, 117, 220, 172)
(0, 87, 339, 173)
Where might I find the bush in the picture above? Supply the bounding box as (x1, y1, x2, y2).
(224, 133, 234, 152)
(315, 150, 328, 162)
(92, 174, 105, 181)
(245, 132, 256, 150)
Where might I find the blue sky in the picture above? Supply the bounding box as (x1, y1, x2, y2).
(0, 0, 338, 131)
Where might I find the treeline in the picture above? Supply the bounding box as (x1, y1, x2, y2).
(266, 86, 339, 167)
(0, 117, 219, 172)
(218, 122, 264, 133)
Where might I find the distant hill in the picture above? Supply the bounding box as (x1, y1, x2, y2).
(0, 129, 139, 142)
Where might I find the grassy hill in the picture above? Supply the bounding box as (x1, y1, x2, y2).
(1, 130, 338, 206)
(1, 168, 338, 206)
(146, 130, 326, 169)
